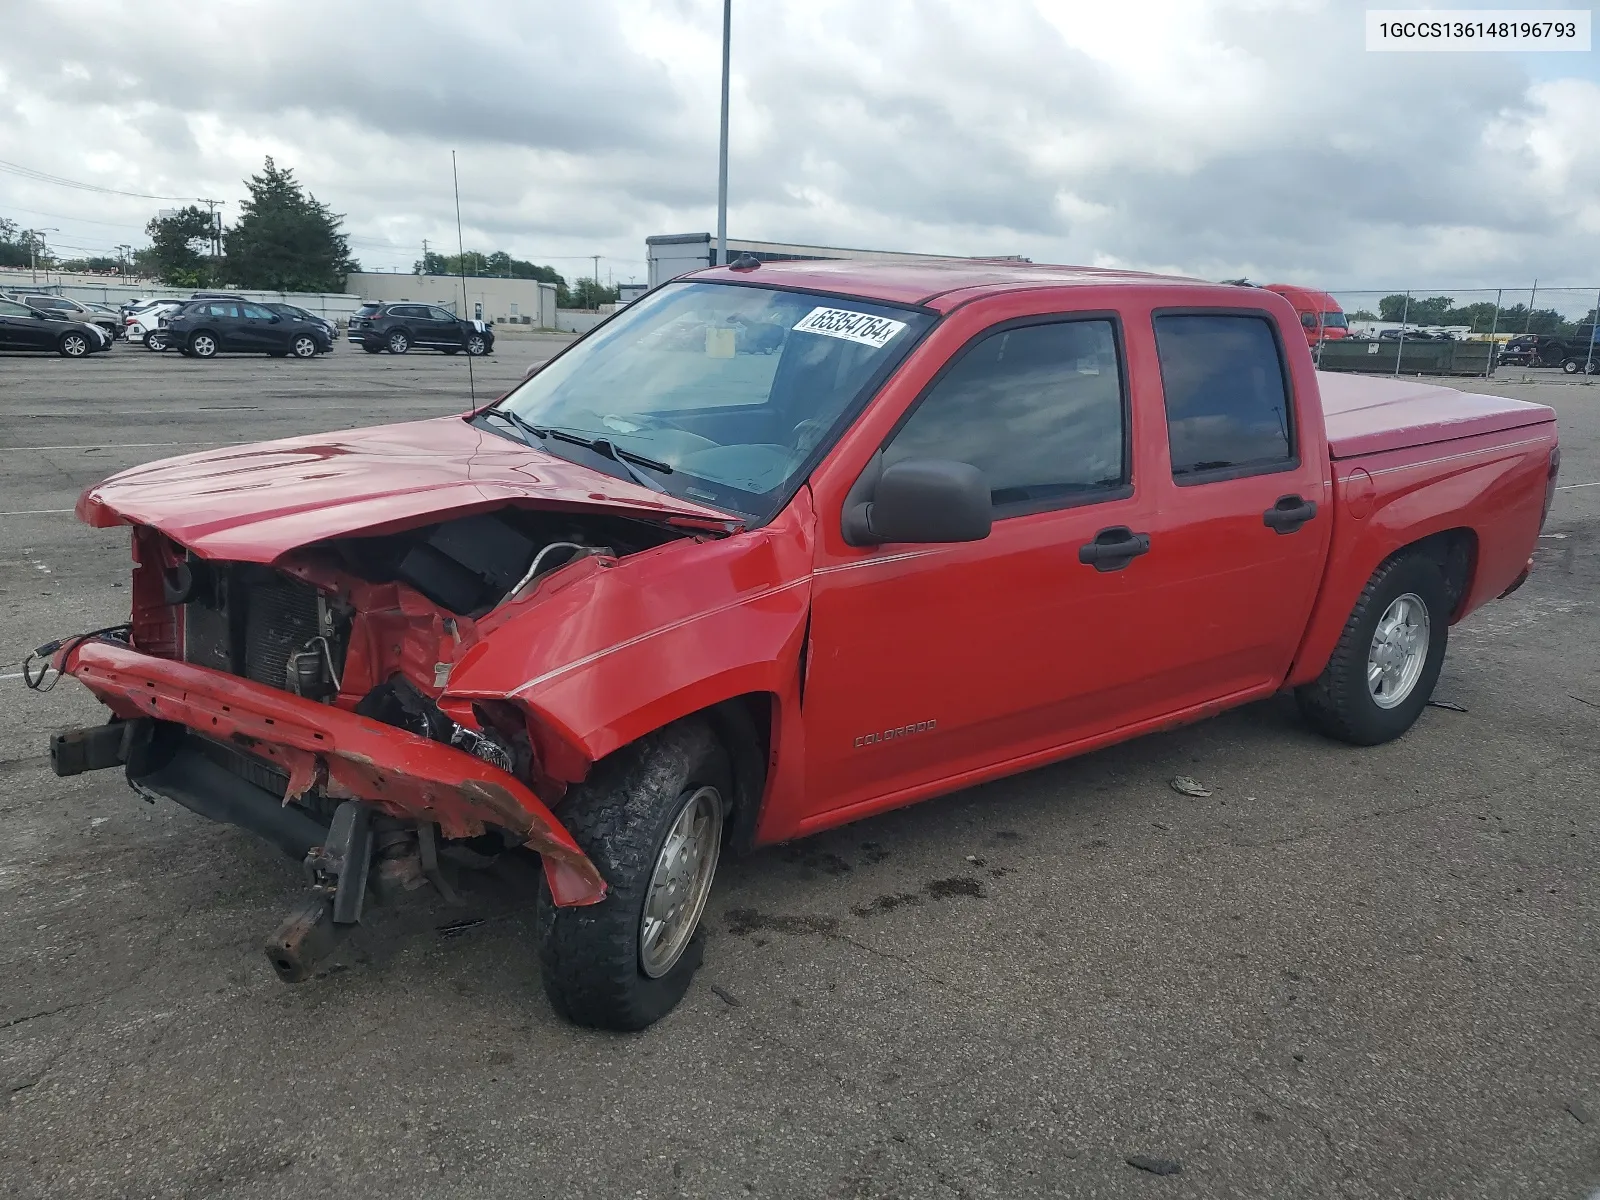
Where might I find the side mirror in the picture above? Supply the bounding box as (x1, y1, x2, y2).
(842, 456, 992, 547)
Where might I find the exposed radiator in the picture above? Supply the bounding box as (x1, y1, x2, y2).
(243, 576, 322, 691)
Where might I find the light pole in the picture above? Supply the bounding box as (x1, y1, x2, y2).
(116, 244, 132, 277)
(25, 228, 57, 284)
(716, 0, 731, 268)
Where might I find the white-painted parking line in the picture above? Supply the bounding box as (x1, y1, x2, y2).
(5, 441, 212, 452)
(1554, 480, 1600, 491)
(0, 508, 73, 516)
(0, 672, 24, 681)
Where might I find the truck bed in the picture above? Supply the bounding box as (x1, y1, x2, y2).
(1317, 371, 1555, 460)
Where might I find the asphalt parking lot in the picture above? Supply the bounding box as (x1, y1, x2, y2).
(1, 345, 1596, 1199)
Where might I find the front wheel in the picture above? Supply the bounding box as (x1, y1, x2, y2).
(290, 335, 318, 358)
(1296, 553, 1449, 746)
(386, 331, 410, 354)
(536, 718, 729, 1031)
(466, 334, 488, 356)
(1563, 359, 1581, 374)
(58, 332, 90, 357)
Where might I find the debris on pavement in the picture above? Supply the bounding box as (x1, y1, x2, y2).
(1566, 1100, 1592, 1125)
(1427, 700, 1468, 713)
(1126, 1155, 1182, 1176)
(436, 918, 486, 939)
(1170, 776, 1212, 798)
(710, 984, 743, 1008)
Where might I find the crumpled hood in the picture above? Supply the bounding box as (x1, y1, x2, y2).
(76, 414, 740, 561)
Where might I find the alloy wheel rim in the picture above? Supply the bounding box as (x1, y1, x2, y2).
(294, 337, 315, 357)
(194, 336, 215, 356)
(64, 336, 86, 355)
(1367, 592, 1430, 709)
(468, 336, 485, 354)
(389, 334, 407, 352)
(639, 785, 723, 978)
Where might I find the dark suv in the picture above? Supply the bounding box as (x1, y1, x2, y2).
(348, 302, 494, 356)
(165, 299, 334, 359)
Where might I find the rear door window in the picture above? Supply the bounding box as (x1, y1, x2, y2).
(883, 318, 1128, 515)
(1153, 313, 1295, 482)
(240, 303, 275, 320)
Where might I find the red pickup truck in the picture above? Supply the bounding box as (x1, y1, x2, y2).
(35, 261, 1559, 1030)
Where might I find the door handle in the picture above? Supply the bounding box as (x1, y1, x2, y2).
(1078, 526, 1151, 572)
(1263, 495, 1318, 534)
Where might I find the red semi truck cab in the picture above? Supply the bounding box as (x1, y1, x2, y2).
(1264, 283, 1350, 344)
(36, 260, 1558, 1030)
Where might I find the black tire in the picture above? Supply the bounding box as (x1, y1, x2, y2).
(290, 334, 318, 359)
(536, 718, 730, 1031)
(188, 331, 218, 358)
(1563, 359, 1580, 374)
(58, 331, 90, 358)
(144, 330, 169, 352)
(386, 330, 410, 354)
(1296, 552, 1450, 746)
(466, 334, 488, 356)
(361, 343, 382, 354)
(441, 348, 459, 356)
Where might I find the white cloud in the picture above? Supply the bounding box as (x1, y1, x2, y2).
(0, 0, 1595, 288)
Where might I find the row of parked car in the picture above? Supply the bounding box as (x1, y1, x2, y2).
(0, 291, 498, 360)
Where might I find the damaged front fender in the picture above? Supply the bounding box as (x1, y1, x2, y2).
(61, 639, 607, 906)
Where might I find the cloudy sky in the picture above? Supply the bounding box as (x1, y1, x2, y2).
(1, 0, 1596, 299)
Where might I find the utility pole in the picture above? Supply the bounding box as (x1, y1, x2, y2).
(716, 0, 731, 268)
(593, 254, 601, 308)
(198, 199, 223, 257)
(25, 227, 56, 285)
(421, 238, 429, 274)
(116, 244, 131, 277)
(1525, 279, 1538, 332)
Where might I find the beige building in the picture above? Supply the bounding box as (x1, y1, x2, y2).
(345, 272, 557, 329)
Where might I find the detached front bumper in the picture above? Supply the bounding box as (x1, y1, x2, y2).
(56, 638, 606, 906)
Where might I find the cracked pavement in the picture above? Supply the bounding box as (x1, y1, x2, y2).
(0, 348, 1596, 1198)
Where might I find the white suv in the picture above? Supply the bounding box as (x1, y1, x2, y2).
(124, 300, 183, 346)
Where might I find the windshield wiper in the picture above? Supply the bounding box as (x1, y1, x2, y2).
(483, 406, 544, 446)
(490, 412, 674, 493)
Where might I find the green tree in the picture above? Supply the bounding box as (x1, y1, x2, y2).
(224, 157, 358, 291)
(567, 276, 619, 310)
(1348, 309, 1378, 321)
(414, 248, 568, 298)
(143, 205, 216, 286)
(59, 256, 122, 273)
(0, 218, 31, 268)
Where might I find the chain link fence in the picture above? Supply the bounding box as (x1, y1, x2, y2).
(1310, 286, 1600, 378)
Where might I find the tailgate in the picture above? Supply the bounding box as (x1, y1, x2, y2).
(1318, 371, 1556, 459)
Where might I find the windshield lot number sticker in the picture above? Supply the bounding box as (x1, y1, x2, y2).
(793, 307, 907, 349)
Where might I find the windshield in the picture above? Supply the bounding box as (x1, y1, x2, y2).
(492, 281, 933, 520)
(1319, 311, 1348, 328)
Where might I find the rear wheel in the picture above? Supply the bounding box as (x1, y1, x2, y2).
(1296, 553, 1449, 746)
(386, 330, 410, 354)
(58, 332, 90, 357)
(536, 718, 729, 1031)
(188, 332, 218, 358)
